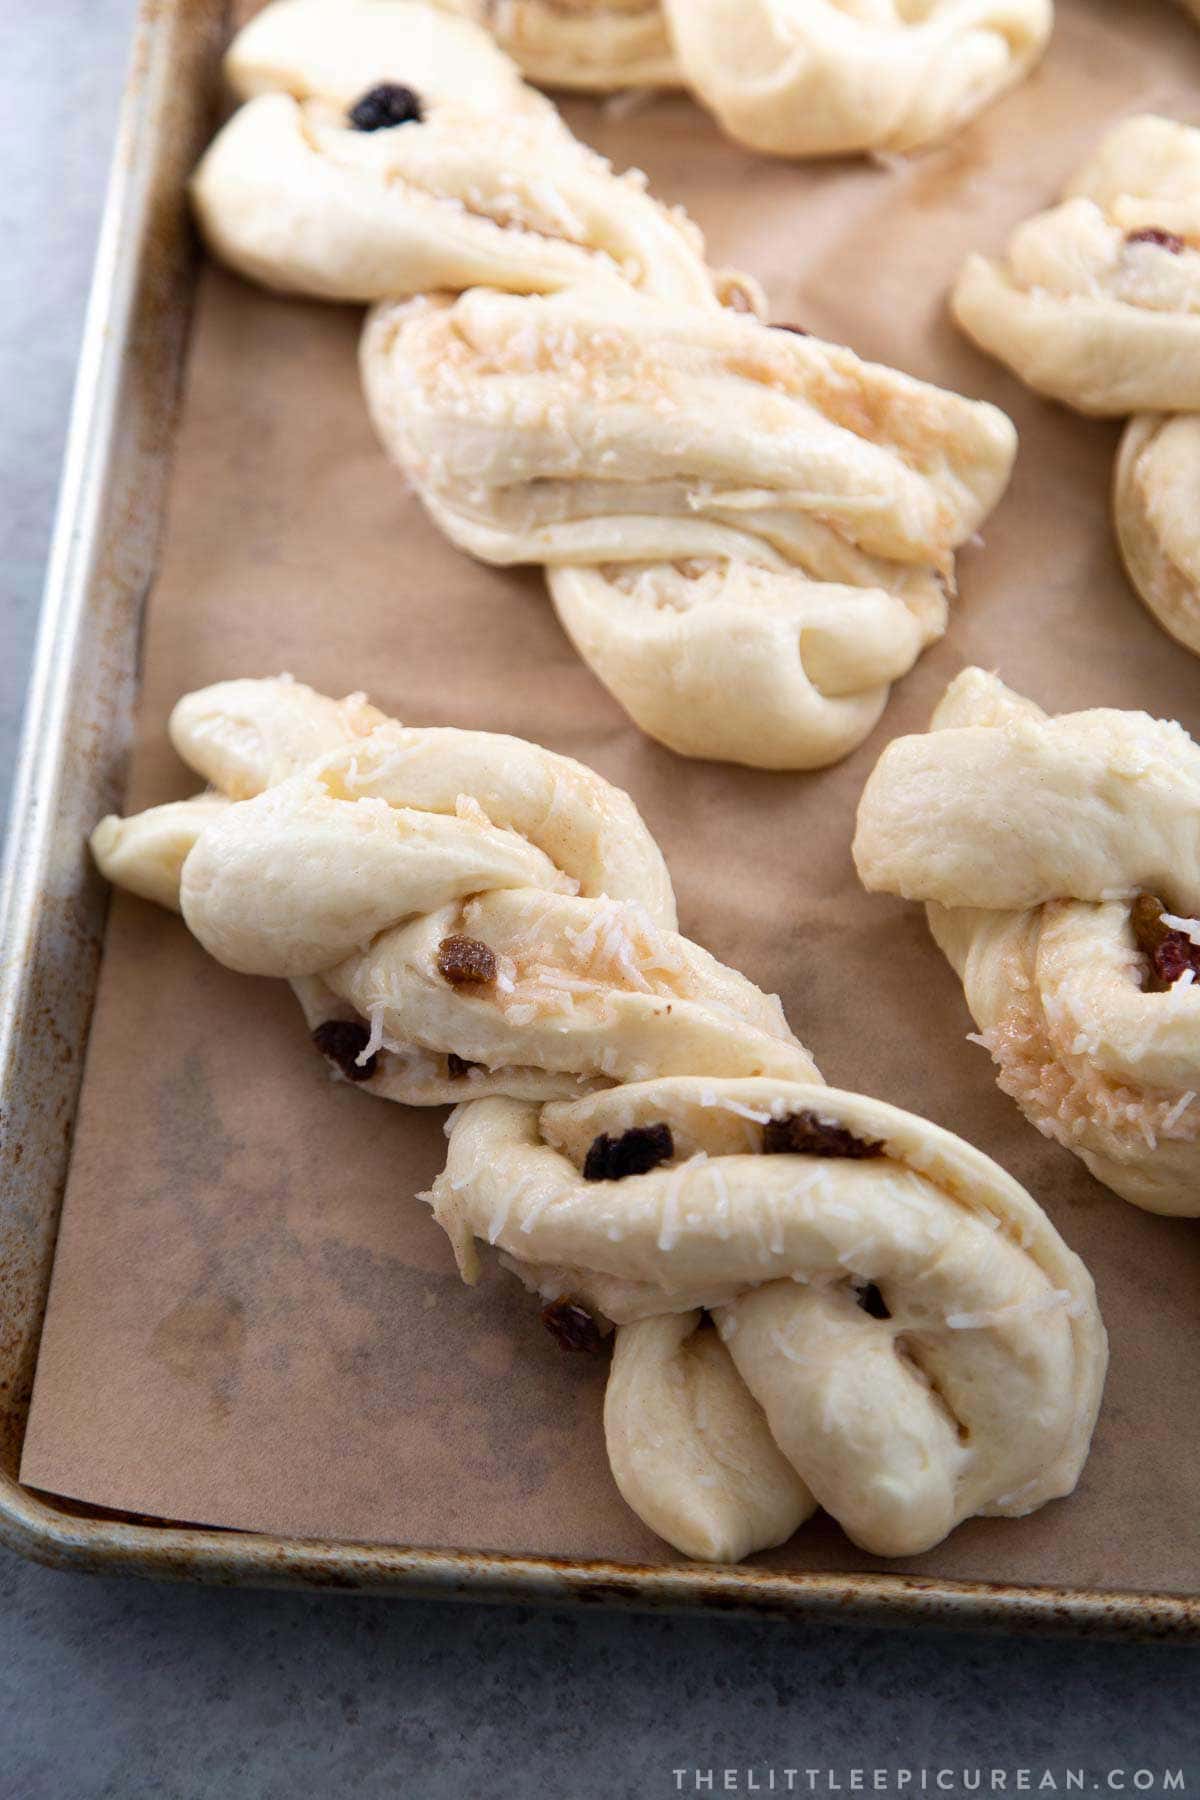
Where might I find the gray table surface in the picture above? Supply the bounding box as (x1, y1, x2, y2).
(3, 7, 1199, 1797)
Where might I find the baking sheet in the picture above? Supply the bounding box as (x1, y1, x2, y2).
(19, 0, 1200, 1589)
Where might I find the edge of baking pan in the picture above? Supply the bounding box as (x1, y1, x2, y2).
(2, 0, 1198, 1641)
(3, 1480, 1200, 1640)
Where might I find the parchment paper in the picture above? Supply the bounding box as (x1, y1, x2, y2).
(20, 0, 1200, 1589)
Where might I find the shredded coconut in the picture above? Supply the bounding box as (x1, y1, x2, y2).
(770, 1328, 809, 1368)
(992, 1477, 1043, 1511)
(1161, 912, 1200, 946)
(945, 1288, 1075, 1331)
(358, 1002, 390, 1065)
(454, 793, 491, 827)
(711, 1097, 773, 1124)
(1163, 1090, 1197, 1133)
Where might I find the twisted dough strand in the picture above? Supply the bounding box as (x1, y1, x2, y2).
(1114, 414, 1200, 663)
(92, 678, 813, 1103)
(953, 115, 1200, 417)
(92, 677, 1107, 1557)
(953, 114, 1200, 657)
(193, 0, 1016, 769)
(854, 667, 1200, 1215)
(194, 0, 738, 309)
(659, 0, 1052, 160)
(438, 0, 679, 90)
(439, 0, 1052, 158)
(430, 1075, 1105, 1560)
(361, 285, 1015, 768)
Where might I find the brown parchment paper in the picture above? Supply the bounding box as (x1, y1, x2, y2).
(19, 0, 1200, 1589)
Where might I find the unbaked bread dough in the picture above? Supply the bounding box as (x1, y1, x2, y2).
(1114, 413, 1200, 661)
(437, 0, 679, 90)
(226, 0, 542, 110)
(952, 114, 1200, 415)
(193, 0, 734, 308)
(660, 0, 1053, 160)
(444, 0, 1051, 156)
(429, 1074, 1106, 1560)
(92, 677, 813, 1103)
(361, 286, 1016, 768)
(193, 0, 1018, 770)
(854, 667, 1200, 1214)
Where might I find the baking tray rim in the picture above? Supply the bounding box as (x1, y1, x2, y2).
(2, 0, 1196, 1638)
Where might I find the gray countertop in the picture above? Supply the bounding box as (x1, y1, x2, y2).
(3, 7, 1199, 1796)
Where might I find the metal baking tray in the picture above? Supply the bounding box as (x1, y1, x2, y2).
(1, 0, 1197, 1636)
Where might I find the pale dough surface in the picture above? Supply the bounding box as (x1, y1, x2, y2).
(194, 0, 727, 308)
(1114, 413, 1200, 661)
(430, 1075, 1106, 1561)
(444, 0, 1051, 155)
(437, 0, 679, 89)
(91, 677, 813, 1104)
(191, 0, 1017, 771)
(361, 286, 1015, 769)
(661, 0, 1052, 159)
(854, 668, 1200, 1215)
(952, 114, 1200, 415)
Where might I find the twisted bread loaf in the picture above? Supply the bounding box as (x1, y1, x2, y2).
(953, 115, 1200, 417)
(192, 0, 1016, 769)
(659, 0, 1052, 160)
(442, 0, 1051, 157)
(438, 0, 679, 90)
(430, 1075, 1105, 1560)
(361, 287, 1016, 768)
(92, 678, 812, 1103)
(193, 0, 741, 309)
(854, 667, 1200, 1215)
(1115, 414, 1200, 662)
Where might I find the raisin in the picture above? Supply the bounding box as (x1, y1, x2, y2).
(1126, 227, 1186, 254)
(762, 1111, 885, 1159)
(855, 1282, 891, 1321)
(437, 935, 498, 987)
(541, 1296, 607, 1354)
(1131, 893, 1200, 991)
(583, 1122, 674, 1182)
(348, 83, 424, 131)
(1131, 893, 1171, 953)
(446, 1052, 482, 1079)
(312, 1019, 378, 1082)
(1155, 935, 1200, 987)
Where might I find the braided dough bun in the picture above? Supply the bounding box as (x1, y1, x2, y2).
(438, 0, 679, 90)
(429, 1076, 1106, 1561)
(92, 678, 813, 1104)
(952, 115, 1200, 416)
(659, 0, 1052, 159)
(361, 287, 1016, 768)
(224, 0, 540, 109)
(1114, 414, 1200, 660)
(854, 667, 1200, 1215)
(192, 0, 743, 309)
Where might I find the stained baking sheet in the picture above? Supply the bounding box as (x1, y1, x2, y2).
(16, 0, 1200, 1595)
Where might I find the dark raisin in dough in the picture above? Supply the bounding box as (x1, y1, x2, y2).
(437, 935, 498, 986)
(1126, 227, 1186, 254)
(541, 1297, 607, 1354)
(855, 1282, 891, 1321)
(1130, 893, 1200, 991)
(312, 1019, 378, 1082)
(583, 1122, 674, 1182)
(348, 83, 423, 131)
(762, 1111, 885, 1159)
